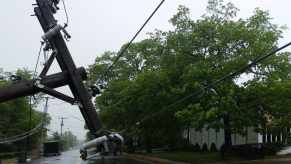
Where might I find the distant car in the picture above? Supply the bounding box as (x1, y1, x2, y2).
(43, 141, 61, 157)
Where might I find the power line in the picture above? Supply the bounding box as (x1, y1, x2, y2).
(0, 123, 43, 144)
(61, 0, 69, 27)
(0, 95, 51, 144)
(33, 42, 44, 79)
(97, 0, 166, 84)
(69, 115, 84, 122)
(209, 42, 291, 87)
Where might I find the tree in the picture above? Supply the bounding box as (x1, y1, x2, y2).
(88, 0, 290, 150)
(61, 131, 78, 150)
(0, 68, 51, 152)
(169, 1, 287, 147)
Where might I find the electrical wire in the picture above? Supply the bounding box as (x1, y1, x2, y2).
(0, 43, 48, 144)
(123, 41, 291, 131)
(0, 123, 43, 144)
(0, 100, 49, 144)
(0, 124, 42, 142)
(97, 0, 166, 84)
(61, 0, 69, 27)
(33, 42, 44, 79)
(69, 115, 84, 122)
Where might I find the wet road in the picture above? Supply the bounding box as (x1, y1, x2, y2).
(29, 150, 82, 164)
(29, 150, 291, 164)
(29, 150, 149, 164)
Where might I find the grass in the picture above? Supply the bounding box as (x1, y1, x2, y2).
(144, 151, 291, 164)
(147, 151, 222, 164)
(0, 152, 17, 159)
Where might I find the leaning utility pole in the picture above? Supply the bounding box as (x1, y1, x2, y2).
(0, 0, 102, 137)
(0, 1, 124, 160)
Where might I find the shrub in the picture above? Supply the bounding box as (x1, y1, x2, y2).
(193, 143, 201, 152)
(220, 144, 267, 160)
(210, 143, 217, 152)
(202, 143, 208, 152)
(262, 143, 283, 156)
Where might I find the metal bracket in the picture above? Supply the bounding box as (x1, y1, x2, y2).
(39, 86, 75, 104)
(40, 51, 57, 77)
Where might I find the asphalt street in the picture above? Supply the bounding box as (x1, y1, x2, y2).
(29, 150, 82, 164)
(29, 150, 148, 164)
(29, 148, 291, 164)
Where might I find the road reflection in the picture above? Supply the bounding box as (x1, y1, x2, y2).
(86, 158, 149, 164)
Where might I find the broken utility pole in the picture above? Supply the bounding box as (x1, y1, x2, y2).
(0, 0, 102, 136)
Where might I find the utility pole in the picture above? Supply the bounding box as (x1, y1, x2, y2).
(0, 0, 103, 137)
(60, 117, 67, 137)
(40, 96, 53, 156)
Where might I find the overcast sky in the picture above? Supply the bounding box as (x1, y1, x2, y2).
(1, 0, 291, 140)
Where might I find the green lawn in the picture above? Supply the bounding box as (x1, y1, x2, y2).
(148, 152, 222, 164)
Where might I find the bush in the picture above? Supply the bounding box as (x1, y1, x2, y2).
(0, 144, 16, 153)
(262, 143, 283, 156)
(202, 143, 208, 152)
(210, 143, 217, 152)
(220, 144, 267, 160)
(0, 152, 17, 159)
(193, 143, 201, 152)
(174, 138, 198, 152)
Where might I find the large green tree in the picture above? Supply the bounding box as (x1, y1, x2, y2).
(89, 0, 291, 150)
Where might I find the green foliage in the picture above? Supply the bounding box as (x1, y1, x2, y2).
(61, 131, 78, 151)
(49, 131, 78, 151)
(88, 0, 291, 149)
(0, 68, 50, 152)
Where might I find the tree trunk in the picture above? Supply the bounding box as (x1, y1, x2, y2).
(282, 128, 288, 144)
(223, 114, 232, 147)
(267, 131, 271, 143)
(262, 129, 266, 143)
(187, 126, 190, 144)
(145, 131, 152, 153)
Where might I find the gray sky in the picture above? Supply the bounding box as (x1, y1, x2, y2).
(1, 0, 291, 140)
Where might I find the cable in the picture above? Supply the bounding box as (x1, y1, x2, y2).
(0, 123, 43, 144)
(69, 115, 84, 122)
(0, 123, 43, 141)
(0, 130, 41, 144)
(97, 0, 166, 84)
(61, 0, 69, 27)
(33, 42, 44, 79)
(123, 41, 291, 131)
(210, 42, 291, 87)
(0, 84, 51, 144)
(0, 43, 44, 144)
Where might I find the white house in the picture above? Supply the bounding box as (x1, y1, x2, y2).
(184, 127, 284, 150)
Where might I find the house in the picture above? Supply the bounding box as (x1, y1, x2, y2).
(184, 127, 284, 150)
